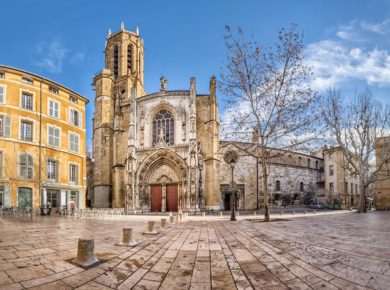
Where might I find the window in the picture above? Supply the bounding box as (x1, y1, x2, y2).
(351, 183, 354, 194)
(329, 183, 334, 193)
(315, 160, 319, 169)
(21, 92, 33, 110)
(69, 164, 78, 184)
(298, 156, 302, 165)
(49, 86, 59, 95)
(152, 110, 174, 145)
(127, 45, 132, 71)
(22, 77, 33, 85)
(20, 121, 33, 141)
(18, 187, 32, 208)
(47, 160, 58, 181)
(70, 191, 78, 206)
(288, 155, 293, 164)
(0, 115, 11, 137)
(48, 99, 59, 118)
(300, 182, 304, 192)
(0, 85, 6, 103)
(19, 154, 33, 179)
(307, 158, 311, 168)
(69, 108, 81, 127)
(355, 184, 358, 195)
(48, 125, 60, 147)
(114, 45, 119, 77)
(69, 96, 78, 104)
(275, 180, 281, 192)
(329, 165, 334, 176)
(47, 189, 59, 208)
(344, 182, 348, 194)
(0, 72, 4, 78)
(69, 132, 80, 153)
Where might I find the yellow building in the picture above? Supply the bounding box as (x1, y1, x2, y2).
(375, 136, 390, 210)
(0, 65, 88, 211)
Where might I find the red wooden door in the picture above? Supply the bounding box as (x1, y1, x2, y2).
(151, 185, 162, 212)
(166, 184, 178, 212)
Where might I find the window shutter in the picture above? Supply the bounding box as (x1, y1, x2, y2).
(28, 155, 33, 179)
(4, 185, 10, 207)
(0, 87, 3, 103)
(4, 116, 11, 137)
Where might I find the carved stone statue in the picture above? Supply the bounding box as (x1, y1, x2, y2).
(160, 76, 168, 92)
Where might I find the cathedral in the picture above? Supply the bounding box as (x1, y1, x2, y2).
(92, 24, 326, 212)
(92, 24, 220, 212)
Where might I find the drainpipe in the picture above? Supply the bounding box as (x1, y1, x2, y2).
(39, 79, 43, 214)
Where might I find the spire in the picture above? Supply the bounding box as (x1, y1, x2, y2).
(121, 21, 125, 30)
(108, 28, 112, 37)
(136, 26, 139, 36)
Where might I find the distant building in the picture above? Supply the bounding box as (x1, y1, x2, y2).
(375, 136, 390, 210)
(323, 146, 360, 208)
(0, 66, 88, 211)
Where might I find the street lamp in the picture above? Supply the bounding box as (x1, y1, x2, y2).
(224, 151, 239, 221)
(198, 155, 203, 214)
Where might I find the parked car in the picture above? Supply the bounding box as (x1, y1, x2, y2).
(309, 203, 324, 209)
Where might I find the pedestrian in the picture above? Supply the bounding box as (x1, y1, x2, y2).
(47, 201, 52, 216)
(70, 200, 75, 216)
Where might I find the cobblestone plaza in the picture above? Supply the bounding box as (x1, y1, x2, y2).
(0, 211, 389, 289)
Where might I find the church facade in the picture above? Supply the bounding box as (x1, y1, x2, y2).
(92, 25, 325, 212)
(92, 25, 220, 212)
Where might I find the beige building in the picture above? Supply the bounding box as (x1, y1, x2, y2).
(323, 146, 360, 208)
(0, 66, 88, 211)
(375, 136, 390, 210)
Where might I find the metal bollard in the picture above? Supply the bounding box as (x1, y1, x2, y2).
(118, 228, 138, 247)
(73, 238, 99, 268)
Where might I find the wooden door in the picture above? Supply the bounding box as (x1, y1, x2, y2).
(224, 193, 231, 210)
(151, 185, 162, 212)
(166, 184, 178, 212)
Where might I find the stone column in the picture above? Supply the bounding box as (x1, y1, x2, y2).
(162, 183, 166, 212)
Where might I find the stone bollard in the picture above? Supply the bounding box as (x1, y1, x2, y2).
(144, 221, 158, 235)
(202, 212, 206, 217)
(281, 210, 283, 216)
(169, 216, 174, 224)
(236, 211, 240, 217)
(175, 215, 179, 222)
(254, 211, 257, 216)
(169, 211, 172, 217)
(304, 210, 307, 214)
(73, 238, 99, 268)
(160, 218, 167, 229)
(292, 211, 295, 215)
(118, 228, 138, 247)
(313, 210, 316, 214)
(220, 211, 223, 217)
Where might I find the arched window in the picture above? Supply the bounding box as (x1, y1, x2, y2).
(275, 180, 281, 192)
(127, 45, 132, 72)
(298, 156, 302, 165)
(288, 154, 293, 164)
(315, 160, 319, 169)
(307, 158, 311, 168)
(113, 45, 119, 77)
(300, 182, 304, 192)
(152, 110, 174, 146)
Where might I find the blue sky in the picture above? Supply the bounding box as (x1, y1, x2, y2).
(1, 0, 390, 150)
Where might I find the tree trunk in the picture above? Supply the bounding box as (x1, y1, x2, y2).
(358, 181, 366, 213)
(262, 163, 270, 222)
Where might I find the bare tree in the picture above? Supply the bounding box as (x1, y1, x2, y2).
(321, 88, 390, 213)
(220, 25, 319, 221)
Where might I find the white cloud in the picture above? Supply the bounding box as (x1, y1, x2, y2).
(305, 19, 390, 91)
(360, 19, 390, 34)
(34, 40, 69, 73)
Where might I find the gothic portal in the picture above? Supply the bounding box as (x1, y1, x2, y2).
(92, 24, 220, 212)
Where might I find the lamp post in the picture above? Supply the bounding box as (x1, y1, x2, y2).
(198, 156, 203, 214)
(224, 151, 238, 221)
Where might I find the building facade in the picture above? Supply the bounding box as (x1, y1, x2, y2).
(375, 136, 390, 210)
(0, 66, 88, 211)
(92, 25, 328, 212)
(323, 146, 360, 208)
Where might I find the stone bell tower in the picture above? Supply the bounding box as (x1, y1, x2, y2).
(92, 22, 145, 208)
